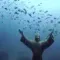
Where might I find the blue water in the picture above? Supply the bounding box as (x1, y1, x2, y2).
(0, 0, 60, 60)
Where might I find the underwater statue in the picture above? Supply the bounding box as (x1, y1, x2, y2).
(19, 29, 54, 60)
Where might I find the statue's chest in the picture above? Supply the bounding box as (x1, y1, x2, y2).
(32, 43, 42, 54)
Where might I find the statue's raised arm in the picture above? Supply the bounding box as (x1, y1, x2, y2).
(19, 29, 33, 49)
(41, 31, 54, 50)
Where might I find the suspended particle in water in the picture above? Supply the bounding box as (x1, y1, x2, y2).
(39, 10, 42, 12)
(27, 20, 30, 23)
(33, 20, 35, 22)
(40, 3, 42, 4)
(17, 0, 20, 1)
(15, 16, 19, 19)
(28, 13, 32, 17)
(47, 14, 52, 16)
(14, 0, 17, 1)
(43, 29, 46, 33)
(50, 20, 53, 23)
(38, 20, 42, 23)
(29, 25, 32, 29)
(36, 23, 40, 26)
(38, 4, 40, 6)
(54, 24, 57, 27)
(4, 8, 8, 10)
(14, 7, 18, 9)
(23, 8, 27, 14)
(35, 28, 40, 32)
(45, 17, 50, 19)
(14, 11, 19, 14)
(37, 28, 40, 31)
(37, 17, 40, 19)
(18, 9, 20, 12)
(48, 29, 53, 31)
(29, 27, 31, 29)
(14, 18, 16, 20)
(9, 12, 11, 14)
(59, 32, 60, 34)
(23, 27, 27, 30)
(31, 5, 34, 8)
(18, 22, 20, 24)
(4, 1, 6, 4)
(18, 9, 26, 14)
(54, 17, 56, 19)
(46, 22, 48, 24)
(8, 9, 10, 11)
(18, 9, 23, 12)
(1, 14, 4, 18)
(32, 11, 35, 14)
(1, 6, 4, 8)
(58, 21, 60, 24)
(44, 10, 48, 13)
(1, 21, 3, 23)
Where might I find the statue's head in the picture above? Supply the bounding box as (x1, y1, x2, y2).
(35, 33, 40, 42)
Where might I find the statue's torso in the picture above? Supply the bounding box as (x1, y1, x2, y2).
(31, 42, 43, 60)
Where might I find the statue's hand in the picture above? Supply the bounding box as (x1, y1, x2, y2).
(49, 31, 54, 39)
(19, 29, 23, 36)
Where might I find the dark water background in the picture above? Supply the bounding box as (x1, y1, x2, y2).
(0, 0, 60, 60)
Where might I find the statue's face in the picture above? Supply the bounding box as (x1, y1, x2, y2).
(35, 35, 40, 42)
